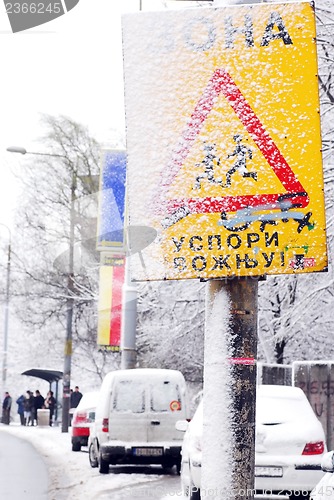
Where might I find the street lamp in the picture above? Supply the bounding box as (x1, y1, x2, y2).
(7, 145, 75, 433)
(7, 146, 66, 159)
(0, 223, 11, 401)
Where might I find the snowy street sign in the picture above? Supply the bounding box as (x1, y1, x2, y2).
(122, 2, 327, 281)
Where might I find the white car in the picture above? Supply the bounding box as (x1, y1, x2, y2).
(178, 385, 326, 500)
(310, 451, 334, 500)
(89, 368, 189, 474)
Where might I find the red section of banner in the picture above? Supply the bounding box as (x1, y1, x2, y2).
(158, 68, 308, 216)
(109, 262, 125, 348)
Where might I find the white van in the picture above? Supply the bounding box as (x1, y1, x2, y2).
(89, 368, 189, 474)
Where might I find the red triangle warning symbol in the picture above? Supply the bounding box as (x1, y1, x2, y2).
(157, 68, 309, 228)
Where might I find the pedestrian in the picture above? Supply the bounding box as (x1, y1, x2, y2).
(70, 386, 82, 410)
(33, 390, 45, 425)
(23, 390, 35, 426)
(44, 390, 56, 426)
(2, 392, 12, 425)
(16, 394, 25, 425)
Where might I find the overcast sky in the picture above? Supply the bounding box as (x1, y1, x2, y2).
(0, 0, 198, 234)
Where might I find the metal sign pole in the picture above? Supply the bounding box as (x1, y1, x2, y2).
(202, 277, 258, 498)
(120, 257, 138, 370)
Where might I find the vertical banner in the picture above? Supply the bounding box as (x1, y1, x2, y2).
(97, 149, 127, 252)
(97, 255, 125, 351)
(96, 150, 127, 350)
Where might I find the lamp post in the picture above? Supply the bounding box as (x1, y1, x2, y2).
(7, 146, 75, 433)
(0, 223, 11, 401)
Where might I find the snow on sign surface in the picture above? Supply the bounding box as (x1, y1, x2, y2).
(122, 2, 327, 281)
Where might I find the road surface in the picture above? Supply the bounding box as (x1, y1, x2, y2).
(0, 429, 48, 499)
(93, 465, 182, 499)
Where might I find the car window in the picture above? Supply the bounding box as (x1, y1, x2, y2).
(256, 395, 314, 424)
(150, 381, 182, 412)
(112, 380, 145, 413)
(77, 392, 99, 411)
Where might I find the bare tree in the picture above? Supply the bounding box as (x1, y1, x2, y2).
(9, 115, 116, 381)
(136, 280, 205, 383)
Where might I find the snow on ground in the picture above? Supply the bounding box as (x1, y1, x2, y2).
(0, 423, 178, 500)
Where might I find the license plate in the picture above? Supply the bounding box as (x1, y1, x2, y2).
(133, 447, 163, 457)
(255, 466, 283, 477)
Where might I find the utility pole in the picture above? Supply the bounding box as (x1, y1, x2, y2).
(0, 224, 11, 400)
(61, 169, 76, 432)
(203, 277, 258, 497)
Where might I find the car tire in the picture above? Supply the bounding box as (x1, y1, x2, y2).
(162, 465, 174, 474)
(99, 453, 109, 474)
(72, 442, 81, 452)
(89, 443, 98, 468)
(161, 460, 175, 474)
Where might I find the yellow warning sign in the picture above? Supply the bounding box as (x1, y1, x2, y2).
(123, 2, 327, 280)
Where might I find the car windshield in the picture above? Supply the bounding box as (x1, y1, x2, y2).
(256, 390, 315, 425)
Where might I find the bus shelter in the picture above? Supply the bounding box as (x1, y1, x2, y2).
(21, 368, 63, 422)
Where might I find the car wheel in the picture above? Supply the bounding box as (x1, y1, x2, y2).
(72, 442, 81, 452)
(89, 443, 98, 468)
(161, 460, 174, 474)
(98, 453, 109, 474)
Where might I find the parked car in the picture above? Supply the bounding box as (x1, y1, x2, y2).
(310, 450, 334, 500)
(71, 391, 99, 452)
(89, 368, 190, 474)
(177, 385, 326, 500)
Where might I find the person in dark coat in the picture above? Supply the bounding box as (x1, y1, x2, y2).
(44, 390, 56, 426)
(70, 386, 82, 409)
(2, 392, 12, 425)
(23, 390, 35, 426)
(16, 394, 25, 425)
(33, 390, 45, 425)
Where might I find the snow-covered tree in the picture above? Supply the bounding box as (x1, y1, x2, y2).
(9, 115, 116, 383)
(136, 279, 206, 383)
